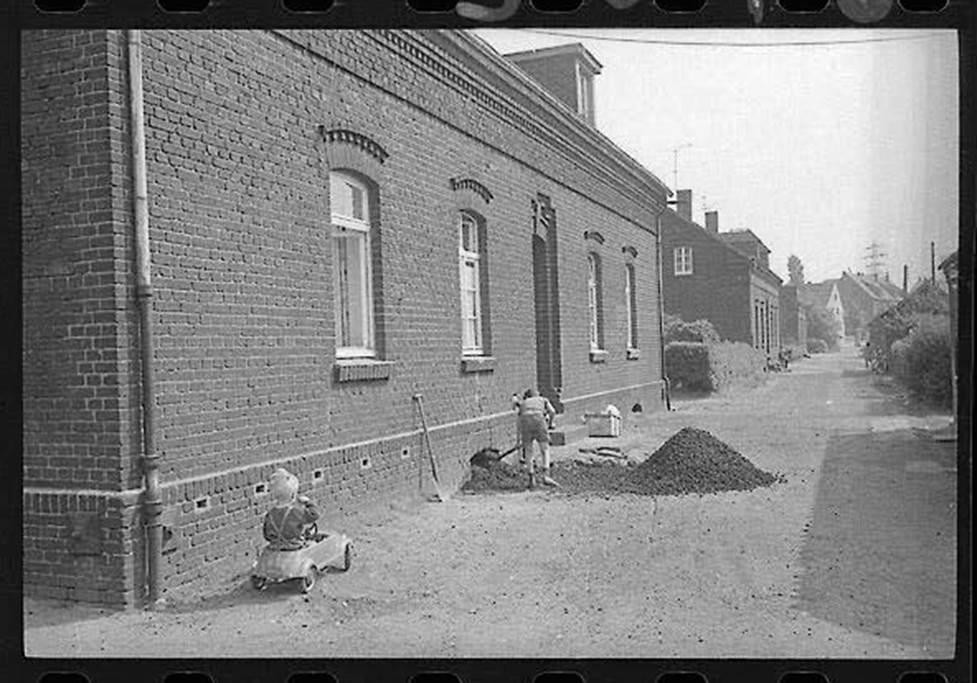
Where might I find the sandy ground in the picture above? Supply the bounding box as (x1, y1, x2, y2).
(24, 348, 958, 658)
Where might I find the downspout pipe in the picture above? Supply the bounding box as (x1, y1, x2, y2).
(127, 29, 162, 607)
(654, 209, 671, 411)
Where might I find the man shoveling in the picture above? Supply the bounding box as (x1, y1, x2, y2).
(513, 388, 559, 488)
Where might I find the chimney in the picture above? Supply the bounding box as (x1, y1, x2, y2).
(704, 210, 718, 234)
(505, 44, 603, 126)
(903, 264, 908, 294)
(675, 189, 692, 221)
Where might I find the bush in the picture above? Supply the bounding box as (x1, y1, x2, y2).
(665, 342, 712, 391)
(666, 341, 767, 393)
(804, 305, 841, 351)
(708, 341, 767, 391)
(807, 338, 828, 354)
(890, 314, 952, 406)
(664, 315, 721, 344)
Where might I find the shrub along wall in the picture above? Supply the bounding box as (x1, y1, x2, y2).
(890, 314, 952, 407)
(666, 341, 766, 393)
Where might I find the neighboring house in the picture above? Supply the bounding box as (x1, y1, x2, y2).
(799, 280, 847, 344)
(779, 284, 808, 348)
(660, 192, 782, 358)
(22, 30, 671, 606)
(866, 277, 949, 367)
(835, 271, 904, 343)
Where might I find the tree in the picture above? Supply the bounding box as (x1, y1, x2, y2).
(787, 255, 805, 286)
(803, 303, 841, 350)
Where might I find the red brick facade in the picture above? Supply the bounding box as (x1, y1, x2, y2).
(660, 209, 782, 357)
(22, 29, 668, 605)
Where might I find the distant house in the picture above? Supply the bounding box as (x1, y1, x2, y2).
(835, 271, 904, 343)
(660, 190, 782, 358)
(798, 280, 846, 345)
(866, 277, 949, 367)
(779, 284, 808, 348)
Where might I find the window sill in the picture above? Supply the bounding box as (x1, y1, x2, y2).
(334, 359, 393, 383)
(589, 349, 608, 364)
(626, 348, 640, 360)
(675, 272, 693, 277)
(461, 355, 496, 373)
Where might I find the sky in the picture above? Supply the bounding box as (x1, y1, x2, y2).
(472, 28, 959, 285)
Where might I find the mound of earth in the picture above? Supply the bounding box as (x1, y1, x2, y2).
(463, 460, 529, 493)
(551, 427, 783, 497)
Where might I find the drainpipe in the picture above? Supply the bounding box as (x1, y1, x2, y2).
(654, 209, 671, 411)
(127, 29, 162, 607)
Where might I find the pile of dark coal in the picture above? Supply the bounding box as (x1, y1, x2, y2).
(463, 460, 529, 493)
(551, 427, 784, 497)
(618, 427, 782, 495)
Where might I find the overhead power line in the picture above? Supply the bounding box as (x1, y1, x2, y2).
(521, 28, 950, 48)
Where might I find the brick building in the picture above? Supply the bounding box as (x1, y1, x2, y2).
(660, 191, 783, 358)
(835, 271, 904, 343)
(22, 30, 671, 606)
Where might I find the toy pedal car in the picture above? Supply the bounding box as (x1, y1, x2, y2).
(250, 524, 352, 594)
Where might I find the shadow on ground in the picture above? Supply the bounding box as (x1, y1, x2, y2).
(795, 429, 956, 655)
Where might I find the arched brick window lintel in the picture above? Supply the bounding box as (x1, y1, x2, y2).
(449, 177, 494, 206)
(318, 126, 388, 180)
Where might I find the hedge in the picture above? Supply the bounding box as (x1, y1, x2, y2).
(666, 341, 767, 393)
(890, 314, 952, 406)
(807, 338, 828, 354)
(664, 315, 721, 344)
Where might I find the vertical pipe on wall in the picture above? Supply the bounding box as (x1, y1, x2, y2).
(127, 29, 162, 607)
(655, 210, 671, 411)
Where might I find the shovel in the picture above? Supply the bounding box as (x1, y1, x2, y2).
(412, 393, 450, 502)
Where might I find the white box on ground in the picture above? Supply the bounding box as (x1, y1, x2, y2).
(585, 413, 621, 437)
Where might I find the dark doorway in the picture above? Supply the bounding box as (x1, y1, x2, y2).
(532, 195, 564, 412)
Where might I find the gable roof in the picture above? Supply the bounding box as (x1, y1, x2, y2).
(843, 271, 903, 303)
(797, 280, 838, 308)
(718, 229, 772, 257)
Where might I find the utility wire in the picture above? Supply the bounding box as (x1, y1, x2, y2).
(521, 28, 951, 47)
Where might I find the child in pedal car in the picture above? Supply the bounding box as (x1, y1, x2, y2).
(263, 468, 320, 551)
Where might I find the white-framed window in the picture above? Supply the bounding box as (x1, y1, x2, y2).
(674, 246, 693, 276)
(625, 264, 638, 350)
(330, 171, 375, 358)
(459, 211, 484, 355)
(587, 253, 603, 350)
(576, 62, 594, 122)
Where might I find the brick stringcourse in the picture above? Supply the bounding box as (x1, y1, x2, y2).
(361, 30, 667, 215)
(450, 177, 494, 204)
(319, 126, 389, 164)
(270, 29, 664, 236)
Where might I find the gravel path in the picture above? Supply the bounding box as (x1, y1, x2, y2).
(24, 348, 958, 658)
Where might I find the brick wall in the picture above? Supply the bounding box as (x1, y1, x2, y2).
(22, 30, 144, 606)
(22, 29, 667, 605)
(660, 210, 752, 343)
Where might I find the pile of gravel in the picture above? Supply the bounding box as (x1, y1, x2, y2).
(552, 427, 783, 497)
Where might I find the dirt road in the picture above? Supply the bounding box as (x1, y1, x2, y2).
(24, 349, 958, 658)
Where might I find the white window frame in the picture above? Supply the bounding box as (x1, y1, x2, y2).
(330, 171, 375, 359)
(674, 246, 693, 276)
(576, 62, 593, 121)
(588, 253, 602, 351)
(459, 211, 483, 356)
(625, 264, 637, 350)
